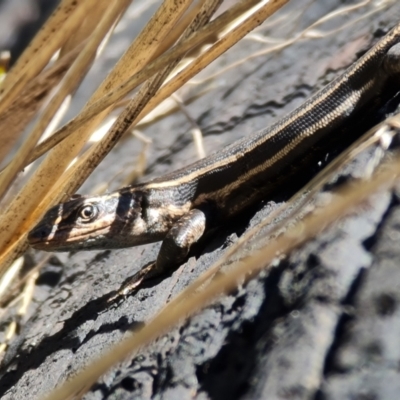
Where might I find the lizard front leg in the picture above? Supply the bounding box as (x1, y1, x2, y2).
(116, 208, 207, 296)
(155, 208, 207, 274)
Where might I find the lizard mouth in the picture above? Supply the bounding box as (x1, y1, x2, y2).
(27, 223, 110, 250)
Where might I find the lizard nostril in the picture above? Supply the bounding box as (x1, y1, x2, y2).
(28, 225, 51, 243)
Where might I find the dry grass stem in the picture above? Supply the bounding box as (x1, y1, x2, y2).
(0, 41, 84, 164)
(133, 0, 291, 131)
(190, 0, 382, 85)
(0, 0, 95, 114)
(120, 130, 153, 187)
(0, 0, 194, 270)
(59, 2, 110, 57)
(0, 257, 24, 301)
(60, 0, 224, 198)
(0, 1, 129, 200)
(172, 93, 206, 158)
(0, 269, 39, 358)
(20, 0, 264, 170)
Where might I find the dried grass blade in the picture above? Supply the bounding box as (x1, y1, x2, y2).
(59, 0, 224, 197)
(0, 0, 194, 269)
(136, 0, 291, 126)
(0, 42, 84, 164)
(13, 0, 264, 169)
(150, 0, 205, 61)
(0, 1, 130, 201)
(0, 242, 28, 283)
(0, 0, 95, 112)
(59, 1, 111, 57)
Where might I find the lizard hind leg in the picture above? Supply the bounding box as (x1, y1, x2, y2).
(384, 42, 400, 77)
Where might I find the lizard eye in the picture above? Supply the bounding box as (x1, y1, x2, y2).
(78, 204, 98, 222)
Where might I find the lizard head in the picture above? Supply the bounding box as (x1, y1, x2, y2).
(28, 188, 158, 251)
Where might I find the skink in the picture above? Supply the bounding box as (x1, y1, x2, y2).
(28, 23, 400, 279)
